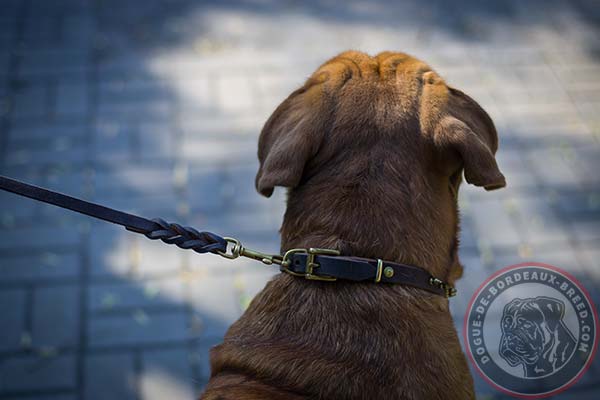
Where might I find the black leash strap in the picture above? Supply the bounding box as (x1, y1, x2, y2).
(0, 175, 227, 254)
(0, 175, 455, 297)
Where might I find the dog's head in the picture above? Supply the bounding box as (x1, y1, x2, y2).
(256, 51, 505, 277)
(499, 297, 574, 372)
(256, 51, 505, 197)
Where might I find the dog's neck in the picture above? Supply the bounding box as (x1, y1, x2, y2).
(279, 176, 461, 280)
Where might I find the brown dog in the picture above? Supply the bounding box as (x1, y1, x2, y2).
(200, 51, 506, 400)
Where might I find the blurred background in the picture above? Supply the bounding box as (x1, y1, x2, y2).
(0, 0, 598, 399)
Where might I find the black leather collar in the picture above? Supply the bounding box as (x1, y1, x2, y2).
(283, 252, 456, 297)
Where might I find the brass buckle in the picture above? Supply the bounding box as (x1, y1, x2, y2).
(429, 277, 457, 298)
(281, 248, 340, 281)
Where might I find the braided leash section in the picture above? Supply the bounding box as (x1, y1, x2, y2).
(144, 218, 227, 254)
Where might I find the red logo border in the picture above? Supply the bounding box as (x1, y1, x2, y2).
(463, 262, 599, 399)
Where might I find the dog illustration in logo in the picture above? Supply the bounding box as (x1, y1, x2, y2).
(499, 296, 576, 378)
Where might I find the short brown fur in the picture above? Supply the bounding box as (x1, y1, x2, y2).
(200, 51, 505, 400)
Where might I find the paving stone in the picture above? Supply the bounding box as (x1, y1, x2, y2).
(513, 122, 593, 144)
(96, 98, 172, 121)
(567, 86, 600, 103)
(465, 195, 523, 249)
(223, 163, 287, 212)
(571, 219, 600, 242)
(92, 120, 134, 162)
(18, 50, 89, 77)
(457, 214, 478, 250)
(179, 112, 259, 139)
(215, 75, 255, 114)
(133, 237, 184, 279)
(451, 251, 492, 314)
(507, 108, 583, 132)
(185, 253, 257, 277)
(0, 289, 26, 352)
(88, 311, 189, 348)
(578, 245, 600, 289)
(195, 337, 223, 383)
(234, 269, 278, 312)
(92, 164, 176, 199)
(188, 207, 284, 237)
(5, 138, 88, 167)
(492, 244, 588, 281)
(55, 81, 88, 118)
(525, 145, 582, 188)
(553, 64, 600, 88)
(186, 165, 227, 213)
(575, 101, 600, 126)
(22, 17, 59, 47)
(89, 194, 179, 221)
(512, 195, 571, 246)
(84, 353, 137, 400)
(96, 54, 148, 78)
(140, 348, 195, 400)
(0, 49, 13, 70)
(12, 83, 48, 119)
(0, 190, 37, 220)
(180, 136, 257, 165)
(0, 354, 76, 393)
(554, 190, 600, 218)
(32, 285, 80, 348)
(0, 225, 80, 252)
(189, 274, 242, 338)
(513, 65, 563, 89)
(0, 252, 80, 282)
(175, 78, 214, 115)
(0, 17, 16, 40)
(44, 167, 91, 199)
(89, 223, 135, 279)
(485, 149, 539, 194)
(89, 277, 186, 313)
(63, 14, 95, 47)
(255, 70, 304, 104)
(137, 122, 175, 161)
(98, 79, 171, 104)
(573, 147, 600, 186)
(7, 121, 88, 142)
(0, 165, 44, 183)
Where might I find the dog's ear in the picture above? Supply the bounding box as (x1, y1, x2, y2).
(255, 76, 329, 197)
(433, 87, 506, 191)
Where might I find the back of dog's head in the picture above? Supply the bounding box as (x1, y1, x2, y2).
(256, 51, 506, 279)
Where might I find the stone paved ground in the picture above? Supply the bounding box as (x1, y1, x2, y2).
(0, 0, 599, 399)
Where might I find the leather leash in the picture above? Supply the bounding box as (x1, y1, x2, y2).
(0, 175, 455, 298)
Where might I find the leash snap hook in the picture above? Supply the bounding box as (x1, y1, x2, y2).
(217, 237, 284, 266)
(216, 237, 243, 259)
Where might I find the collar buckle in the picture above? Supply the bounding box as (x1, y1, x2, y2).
(281, 248, 340, 281)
